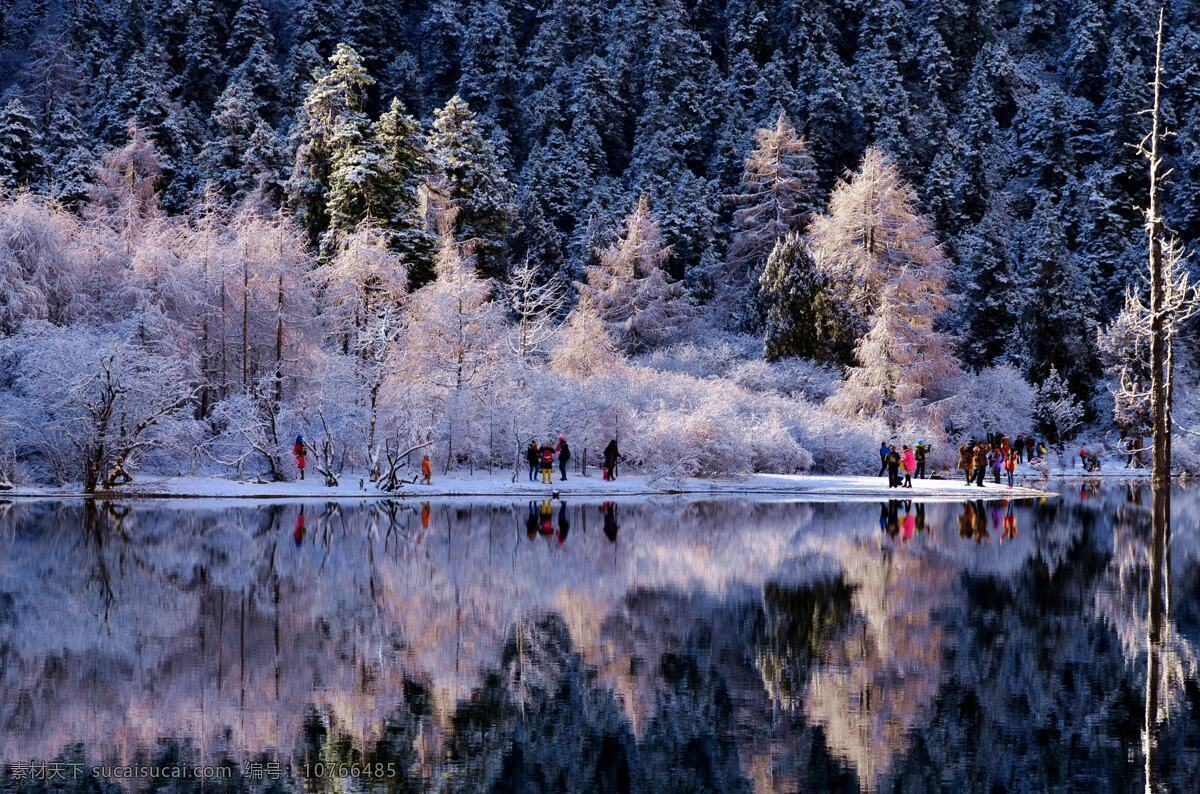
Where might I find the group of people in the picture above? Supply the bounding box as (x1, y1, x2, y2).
(527, 437, 572, 483)
(957, 434, 1046, 488)
(525, 437, 624, 484)
(877, 441, 932, 488)
(524, 500, 621, 544)
(878, 499, 1020, 543)
(877, 432, 1051, 489)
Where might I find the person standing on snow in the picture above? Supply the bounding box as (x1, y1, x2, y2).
(539, 441, 556, 484)
(886, 445, 901, 488)
(1025, 436, 1037, 462)
(959, 441, 975, 484)
(556, 436, 571, 481)
(1005, 448, 1018, 487)
(526, 441, 540, 482)
(293, 435, 308, 480)
(973, 443, 989, 487)
(878, 441, 890, 477)
(901, 446, 916, 488)
(603, 439, 621, 481)
(1014, 434, 1026, 462)
(421, 454, 433, 485)
(914, 440, 930, 479)
(991, 447, 1004, 484)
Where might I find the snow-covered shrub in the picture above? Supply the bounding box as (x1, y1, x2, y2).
(635, 333, 759, 378)
(730, 357, 841, 400)
(940, 366, 1037, 442)
(792, 409, 882, 475)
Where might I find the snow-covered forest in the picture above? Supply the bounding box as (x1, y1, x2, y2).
(1, 0, 1199, 489)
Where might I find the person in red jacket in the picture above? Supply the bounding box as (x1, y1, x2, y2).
(539, 441, 555, 484)
(293, 435, 307, 480)
(421, 454, 433, 485)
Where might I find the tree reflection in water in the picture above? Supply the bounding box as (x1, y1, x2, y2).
(1, 486, 1199, 792)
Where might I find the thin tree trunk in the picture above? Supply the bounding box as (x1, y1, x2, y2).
(275, 273, 284, 404)
(242, 258, 250, 388)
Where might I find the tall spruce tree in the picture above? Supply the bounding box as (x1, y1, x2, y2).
(289, 43, 375, 250)
(760, 232, 852, 363)
(426, 94, 517, 281)
(0, 97, 44, 191)
(723, 109, 818, 329)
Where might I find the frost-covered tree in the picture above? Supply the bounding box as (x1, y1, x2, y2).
(1034, 366, 1084, 451)
(549, 301, 620, 380)
(313, 222, 408, 352)
(723, 110, 818, 329)
(505, 257, 566, 359)
(87, 123, 161, 241)
(759, 233, 850, 363)
(827, 253, 960, 428)
(1098, 289, 1152, 466)
(400, 229, 508, 468)
(0, 97, 43, 191)
(426, 95, 517, 281)
(2, 320, 196, 491)
(808, 148, 948, 340)
(578, 195, 694, 353)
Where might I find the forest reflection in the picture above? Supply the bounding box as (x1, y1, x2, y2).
(1, 485, 1199, 792)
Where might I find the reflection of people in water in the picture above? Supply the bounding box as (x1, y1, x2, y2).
(601, 502, 619, 542)
(293, 506, 305, 547)
(879, 504, 888, 534)
(972, 500, 989, 542)
(539, 499, 554, 535)
(557, 501, 570, 545)
(958, 502, 974, 539)
(902, 501, 916, 541)
(915, 502, 926, 534)
(884, 500, 900, 537)
(990, 502, 1003, 535)
(525, 501, 539, 539)
(421, 501, 431, 530)
(1002, 500, 1017, 540)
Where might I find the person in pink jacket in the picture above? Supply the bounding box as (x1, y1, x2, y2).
(900, 445, 917, 488)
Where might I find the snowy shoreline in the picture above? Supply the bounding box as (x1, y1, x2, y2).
(0, 472, 1058, 502)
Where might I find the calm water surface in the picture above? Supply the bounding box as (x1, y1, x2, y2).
(1, 483, 1198, 792)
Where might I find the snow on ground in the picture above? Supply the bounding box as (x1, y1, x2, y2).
(2, 471, 1053, 501)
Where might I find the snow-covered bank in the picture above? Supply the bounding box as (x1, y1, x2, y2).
(1, 472, 1053, 502)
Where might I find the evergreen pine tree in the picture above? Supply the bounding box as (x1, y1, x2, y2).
(374, 97, 434, 283)
(228, 0, 272, 66)
(1019, 196, 1099, 400)
(426, 95, 517, 281)
(289, 43, 375, 250)
(0, 97, 44, 192)
(956, 199, 1020, 368)
(760, 233, 851, 363)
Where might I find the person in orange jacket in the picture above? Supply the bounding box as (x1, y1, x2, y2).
(421, 454, 432, 485)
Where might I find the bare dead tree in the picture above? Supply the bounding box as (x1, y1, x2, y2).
(1137, 7, 1200, 775)
(375, 436, 433, 492)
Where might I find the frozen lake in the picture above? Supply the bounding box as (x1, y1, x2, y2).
(1, 483, 1198, 791)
